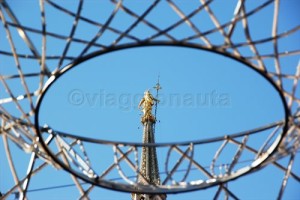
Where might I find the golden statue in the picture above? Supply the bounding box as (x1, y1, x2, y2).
(138, 90, 159, 123)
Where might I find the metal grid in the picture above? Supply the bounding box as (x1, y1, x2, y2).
(0, 0, 299, 199)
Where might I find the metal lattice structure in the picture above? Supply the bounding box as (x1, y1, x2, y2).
(1, 0, 299, 199)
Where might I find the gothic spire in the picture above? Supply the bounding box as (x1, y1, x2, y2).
(131, 89, 166, 200)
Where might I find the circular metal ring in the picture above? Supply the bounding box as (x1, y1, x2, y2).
(34, 41, 290, 194)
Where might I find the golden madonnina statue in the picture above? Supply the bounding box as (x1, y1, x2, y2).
(138, 90, 159, 123)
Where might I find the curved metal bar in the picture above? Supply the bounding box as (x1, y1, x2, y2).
(179, 143, 194, 183)
(211, 140, 229, 177)
(113, 145, 136, 185)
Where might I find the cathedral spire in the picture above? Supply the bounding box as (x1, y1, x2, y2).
(131, 88, 166, 200)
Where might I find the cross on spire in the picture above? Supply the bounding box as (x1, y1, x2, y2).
(153, 76, 162, 93)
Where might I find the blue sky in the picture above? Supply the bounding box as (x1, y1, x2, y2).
(1, 0, 300, 199)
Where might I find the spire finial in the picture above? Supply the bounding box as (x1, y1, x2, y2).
(153, 75, 162, 93)
(153, 76, 161, 121)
